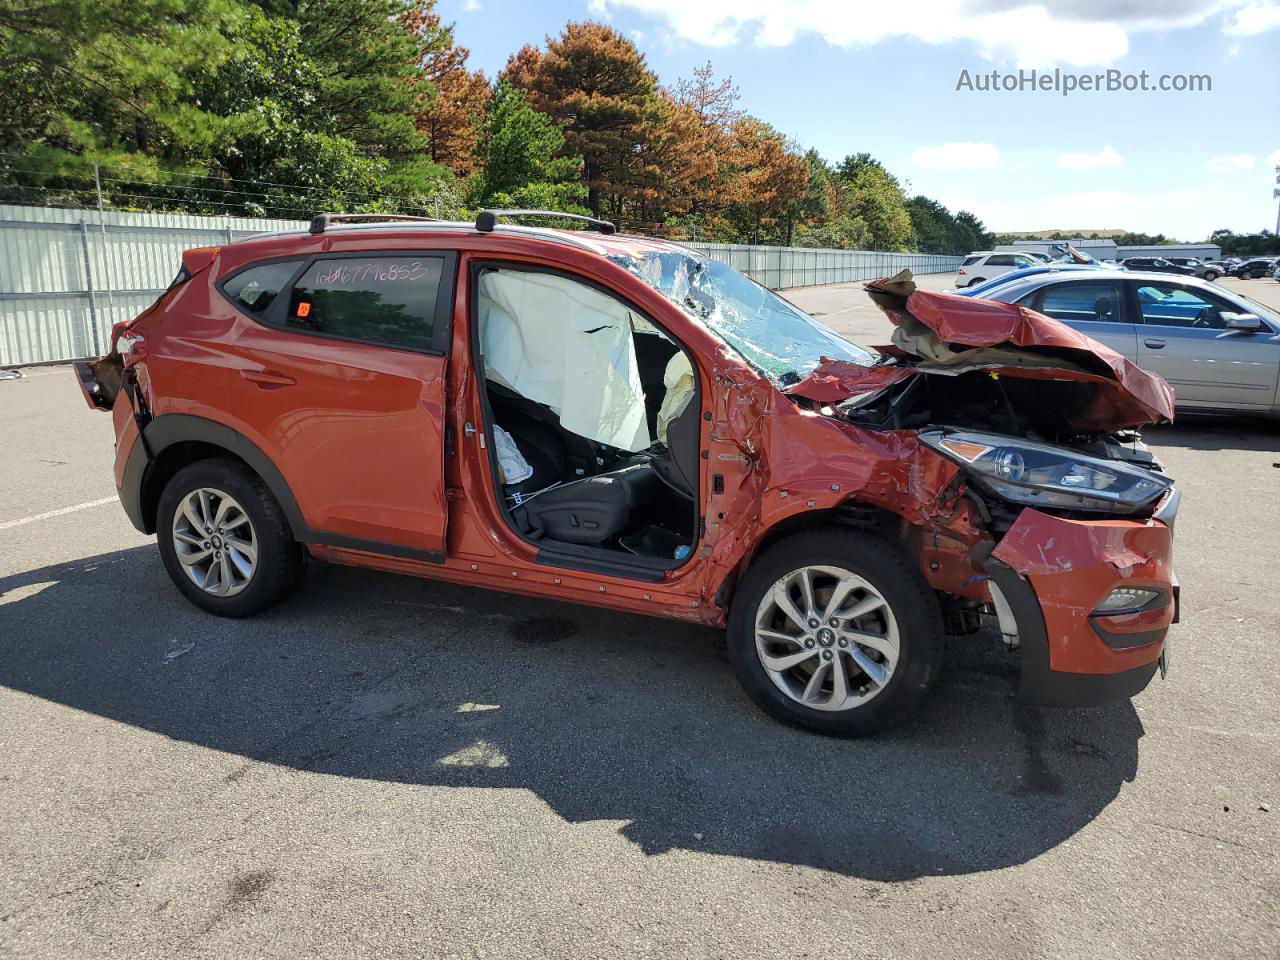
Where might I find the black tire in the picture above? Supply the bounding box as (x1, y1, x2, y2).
(968, 276, 987, 287)
(1203, 270, 1218, 281)
(156, 458, 303, 617)
(726, 529, 944, 737)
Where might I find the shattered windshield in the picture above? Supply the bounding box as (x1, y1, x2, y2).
(610, 250, 874, 386)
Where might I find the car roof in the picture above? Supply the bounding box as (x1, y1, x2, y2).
(989, 268, 1232, 300)
(231, 219, 697, 261)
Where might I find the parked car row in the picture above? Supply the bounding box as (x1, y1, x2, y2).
(1230, 256, 1279, 279)
(959, 250, 1280, 288)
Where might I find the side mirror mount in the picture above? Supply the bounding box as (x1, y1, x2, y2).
(1223, 312, 1263, 331)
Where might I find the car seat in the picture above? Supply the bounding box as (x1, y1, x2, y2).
(511, 459, 661, 545)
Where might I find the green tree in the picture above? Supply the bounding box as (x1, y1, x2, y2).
(473, 81, 584, 211)
(955, 210, 994, 251)
(907, 195, 952, 253)
(834, 156, 912, 251)
(0, 0, 452, 214)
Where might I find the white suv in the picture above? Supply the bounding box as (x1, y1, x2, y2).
(955, 251, 1038, 288)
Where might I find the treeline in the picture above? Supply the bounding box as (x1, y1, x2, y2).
(994, 229, 1280, 254)
(0, 1, 992, 251)
(1209, 229, 1280, 256)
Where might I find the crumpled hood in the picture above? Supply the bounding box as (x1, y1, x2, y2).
(789, 271, 1175, 432)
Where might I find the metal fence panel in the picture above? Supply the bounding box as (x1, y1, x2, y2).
(0, 204, 963, 366)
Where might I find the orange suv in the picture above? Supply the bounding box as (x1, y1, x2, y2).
(75, 210, 1180, 736)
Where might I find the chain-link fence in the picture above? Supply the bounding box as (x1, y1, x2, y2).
(0, 204, 963, 366)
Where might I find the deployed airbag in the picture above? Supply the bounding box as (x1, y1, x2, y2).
(479, 269, 651, 451)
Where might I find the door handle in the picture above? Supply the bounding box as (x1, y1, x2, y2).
(240, 368, 296, 387)
(1144, 338, 1166, 349)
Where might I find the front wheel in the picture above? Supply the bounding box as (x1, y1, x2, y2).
(156, 458, 303, 617)
(1203, 270, 1218, 281)
(727, 530, 944, 736)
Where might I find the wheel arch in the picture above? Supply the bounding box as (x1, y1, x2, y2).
(135, 415, 305, 538)
(713, 501, 910, 612)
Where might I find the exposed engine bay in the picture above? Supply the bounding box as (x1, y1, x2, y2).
(786, 271, 1176, 530)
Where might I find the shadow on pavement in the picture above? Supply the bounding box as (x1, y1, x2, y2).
(0, 546, 1145, 882)
(1146, 418, 1280, 453)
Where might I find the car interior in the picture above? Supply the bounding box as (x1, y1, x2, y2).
(472, 266, 700, 569)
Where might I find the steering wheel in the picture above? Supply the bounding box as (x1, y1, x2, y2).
(1192, 307, 1217, 329)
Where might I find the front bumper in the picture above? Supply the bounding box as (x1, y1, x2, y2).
(985, 502, 1177, 708)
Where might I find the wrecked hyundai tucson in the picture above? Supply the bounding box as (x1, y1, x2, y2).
(74, 212, 1179, 736)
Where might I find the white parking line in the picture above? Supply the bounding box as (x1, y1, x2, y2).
(0, 496, 118, 531)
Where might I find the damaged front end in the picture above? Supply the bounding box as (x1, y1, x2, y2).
(784, 272, 1178, 705)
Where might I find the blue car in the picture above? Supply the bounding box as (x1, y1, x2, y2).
(953, 262, 1114, 297)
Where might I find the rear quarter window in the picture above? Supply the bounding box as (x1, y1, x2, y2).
(222, 261, 302, 315)
(961, 255, 983, 266)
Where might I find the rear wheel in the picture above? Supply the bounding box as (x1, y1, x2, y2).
(968, 276, 987, 287)
(1203, 270, 1218, 281)
(156, 458, 303, 617)
(727, 529, 944, 736)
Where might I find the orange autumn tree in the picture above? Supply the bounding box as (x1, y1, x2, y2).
(402, 1, 489, 177)
(652, 62, 743, 237)
(723, 118, 810, 244)
(504, 22, 661, 221)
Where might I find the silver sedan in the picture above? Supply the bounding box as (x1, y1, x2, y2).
(978, 270, 1280, 415)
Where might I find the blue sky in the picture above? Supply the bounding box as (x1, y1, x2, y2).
(437, 0, 1280, 241)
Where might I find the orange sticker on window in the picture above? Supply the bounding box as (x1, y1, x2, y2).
(296, 302, 312, 318)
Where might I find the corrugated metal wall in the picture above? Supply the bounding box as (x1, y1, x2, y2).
(0, 205, 962, 366)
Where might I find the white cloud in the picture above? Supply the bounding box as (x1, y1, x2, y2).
(1056, 146, 1124, 170)
(1224, 1, 1280, 33)
(591, 0, 1280, 66)
(1268, 148, 1280, 166)
(1205, 153, 1258, 173)
(462, 0, 481, 10)
(912, 142, 1001, 170)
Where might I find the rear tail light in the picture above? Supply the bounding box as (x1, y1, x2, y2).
(957, 268, 966, 275)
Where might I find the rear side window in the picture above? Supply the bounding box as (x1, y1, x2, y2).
(986, 254, 1016, 266)
(286, 256, 445, 352)
(223, 261, 302, 315)
(961, 255, 983, 266)
(1028, 282, 1123, 323)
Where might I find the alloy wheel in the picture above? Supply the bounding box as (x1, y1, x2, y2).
(171, 487, 258, 597)
(754, 565, 900, 712)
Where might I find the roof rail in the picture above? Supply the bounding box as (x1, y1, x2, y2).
(475, 209, 616, 235)
(309, 213, 440, 234)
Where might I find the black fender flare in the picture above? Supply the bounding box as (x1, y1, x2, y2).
(128, 414, 306, 538)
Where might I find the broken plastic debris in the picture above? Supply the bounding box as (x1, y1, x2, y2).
(164, 641, 195, 662)
(0, 368, 23, 381)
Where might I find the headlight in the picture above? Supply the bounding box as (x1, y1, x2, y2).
(921, 430, 1172, 515)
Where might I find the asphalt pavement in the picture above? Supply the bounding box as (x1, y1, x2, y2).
(1, 272, 1277, 959)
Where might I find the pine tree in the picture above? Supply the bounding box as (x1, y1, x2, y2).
(507, 22, 661, 220)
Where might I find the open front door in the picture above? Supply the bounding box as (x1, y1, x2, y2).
(219, 251, 457, 560)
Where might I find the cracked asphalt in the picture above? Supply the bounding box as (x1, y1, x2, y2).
(1, 273, 1277, 959)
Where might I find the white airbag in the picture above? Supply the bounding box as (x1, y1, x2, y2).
(479, 270, 651, 451)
